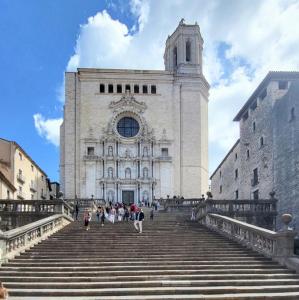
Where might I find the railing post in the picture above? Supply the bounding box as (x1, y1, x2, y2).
(274, 214, 297, 259)
(274, 230, 296, 258)
(0, 231, 7, 265)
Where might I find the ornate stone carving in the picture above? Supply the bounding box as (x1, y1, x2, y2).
(109, 91, 147, 114)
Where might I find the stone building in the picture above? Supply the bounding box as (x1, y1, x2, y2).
(0, 138, 50, 200)
(210, 72, 299, 226)
(60, 20, 210, 204)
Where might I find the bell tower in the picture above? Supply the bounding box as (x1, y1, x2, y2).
(164, 18, 203, 74)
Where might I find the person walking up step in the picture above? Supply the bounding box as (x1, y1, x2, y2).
(134, 208, 145, 233)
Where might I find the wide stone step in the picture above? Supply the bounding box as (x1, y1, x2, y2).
(11, 256, 270, 263)
(2, 273, 298, 282)
(8, 292, 299, 299)
(8, 285, 299, 297)
(0, 263, 283, 272)
(5, 259, 274, 267)
(4, 279, 299, 289)
(0, 269, 292, 277)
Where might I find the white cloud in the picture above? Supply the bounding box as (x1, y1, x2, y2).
(67, 10, 133, 71)
(33, 114, 62, 147)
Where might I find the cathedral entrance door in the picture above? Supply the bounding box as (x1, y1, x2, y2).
(122, 191, 134, 205)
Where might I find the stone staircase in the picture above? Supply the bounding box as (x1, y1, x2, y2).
(1, 211, 299, 299)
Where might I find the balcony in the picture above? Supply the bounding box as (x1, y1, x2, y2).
(156, 156, 172, 162)
(30, 183, 37, 192)
(17, 173, 26, 184)
(83, 155, 99, 161)
(17, 191, 24, 199)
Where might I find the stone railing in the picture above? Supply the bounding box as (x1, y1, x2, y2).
(162, 198, 205, 211)
(203, 213, 299, 271)
(195, 198, 277, 230)
(0, 199, 73, 216)
(0, 199, 73, 231)
(0, 214, 73, 264)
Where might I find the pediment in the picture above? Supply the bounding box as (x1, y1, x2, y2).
(109, 92, 147, 113)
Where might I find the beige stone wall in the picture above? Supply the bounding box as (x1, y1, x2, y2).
(13, 147, 49, 200)
(0, 139, 49, 200)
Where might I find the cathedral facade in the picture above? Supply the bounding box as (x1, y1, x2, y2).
(60, 20, 209, 204)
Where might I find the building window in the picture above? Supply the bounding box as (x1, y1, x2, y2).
(173, 46, 177, 67)
(125, 84, 131, 92)
(235, 153, 238, 160)
(19, 153, 22, 160)
(108, 146, 113, 156)
(117, 117, 140, 138)
(108, 167, 113, 179)
(235, 169, 238, 179)
(253, 190, 259, 200)
(87, 147, 95, 155)
(252, 168, 258, 186)
(290, 107, 295, 122)
(151, 85, 156, 94)
(260, 89, 267, 100)
(142, 85, 148, 94)
(219, 185, 222, 194)
(108, 84, 114, 93)
(220, 171, 222, 178)
(247, 149, 250, 159)
(117, 84, 122, 93)
(7, 190, 10, 199)
(235, 190, 239, 200)
(278, 81, 288, 90)
(100, 84, 105, 93)
(31, 194, 34, 200)
(260, 136, 264, 147)
(19, 169, 22, 175)
(134, 84, 139, 93)
(251, 100, 257, 111)
(253, 122, 256, 132)
(186, 40, 191, 62)
(31, 165, 34, 172)
(41, 175, 44, 181)
(125, 168, 131, 179)
(242, 111, 249, 121)
(161, 148, 168, 157)
(143, 167, 149, 178)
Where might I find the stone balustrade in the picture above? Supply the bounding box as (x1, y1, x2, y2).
(0, 214, 73, 264)
(195, 198, 277, 230)
(0, 199, 73, 216)
(162, 198, 205, 211)
(203, 213, 299, 272)
(0, 199, 73, 231)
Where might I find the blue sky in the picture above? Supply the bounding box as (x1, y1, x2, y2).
(1, 0, 299, 182)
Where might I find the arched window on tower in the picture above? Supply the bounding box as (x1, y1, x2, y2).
(186, 40, 191, 62)
(143, 167, 149, 179)
(108, 167, 113, 179)
(125, 168, 131, 179)
(173, 46, 177, 67)
(108, 146, 113, 156)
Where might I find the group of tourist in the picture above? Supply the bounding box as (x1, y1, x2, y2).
(81, 201, 154, 233)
